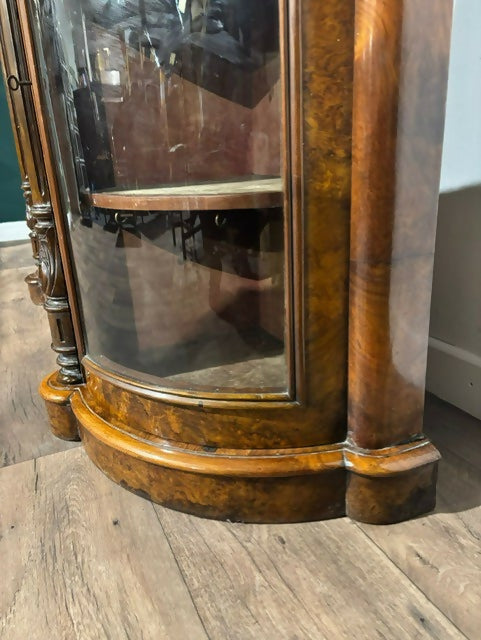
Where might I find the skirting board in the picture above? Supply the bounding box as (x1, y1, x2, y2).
(0, 221, 29, 243)
(426, 336, 481, 420)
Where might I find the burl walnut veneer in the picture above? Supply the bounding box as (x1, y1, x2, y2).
(1, 0, 452, 523)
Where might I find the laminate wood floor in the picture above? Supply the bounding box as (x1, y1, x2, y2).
(1, 243, 480, 639)
(0, 243, 79, 468)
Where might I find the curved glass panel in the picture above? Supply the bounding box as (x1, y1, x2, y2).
(33, 0, 290, 394)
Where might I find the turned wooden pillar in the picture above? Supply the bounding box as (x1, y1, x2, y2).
(347, 0, 453, 522)
(0, 0, 82, 438)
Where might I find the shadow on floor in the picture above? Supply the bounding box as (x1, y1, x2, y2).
(424, 393, 481, 515)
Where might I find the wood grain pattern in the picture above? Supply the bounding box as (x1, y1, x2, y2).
(0, 444, 468, 640)
(349, 0, 453, 449)
(0, 449, 208, 640)
(77, 398, 347, 524)
(83, 366, 331, 449)
(21, 0, 356, 444)
(358, 457, 481, 639)
(155, 503, 464, 640)
(300, 0, 354, 436)
(60, 377, 442, 523)
(8, 0, 453, 524)
(1, 0, 83, 383)
(39, 372, 80, 441)
(0, 246, 79, 468)
(0, 382, 479, 639)
(346, 462, 439, 525)
(355, 396, 481, 638)
(344, 440, 440, 476)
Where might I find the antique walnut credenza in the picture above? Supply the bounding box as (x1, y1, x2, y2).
(1, 0, 453, 523)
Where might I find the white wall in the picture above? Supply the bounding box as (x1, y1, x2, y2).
(427, 189, 481, 419)
(427, 0, 481, 419)
(440, 0, 481, 193)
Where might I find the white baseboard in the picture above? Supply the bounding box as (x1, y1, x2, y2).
(0, 221, 29, 243)
(426, 337, 481, 420)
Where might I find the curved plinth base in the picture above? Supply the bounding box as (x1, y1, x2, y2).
(40, 371, 440, 524)
(39, 372, 81, 441)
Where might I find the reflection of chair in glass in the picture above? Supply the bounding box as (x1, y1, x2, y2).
(170, 211, 202, 260)
(199, 208, 284, 346)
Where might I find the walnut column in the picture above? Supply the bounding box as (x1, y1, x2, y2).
(0, 0, 82, 440)
(346, 0, 453, 522)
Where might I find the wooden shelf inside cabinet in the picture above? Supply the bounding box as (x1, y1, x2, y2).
(82, 177, 283, 212)
(5, 0, 453, 526)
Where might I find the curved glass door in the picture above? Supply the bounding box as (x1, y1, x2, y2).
(33, 0, 290, 395)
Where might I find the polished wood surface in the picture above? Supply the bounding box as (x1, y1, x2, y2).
(346, 464, 438, 525)
(1, 274, 479, 639)
(86, 176, 283, 211)
(0, 0, 82, 384)
(25, 0, 359, 446)
(39, 372, 80, 441)
(299, 0, 354, 432)
(35, 365, 445, 523)
(16, 0, 87, 361)
(0, 0, 43, 202)
(349, 0, 453, 450)
(2, 393, 479, 640)
(4, 0, 453, 524)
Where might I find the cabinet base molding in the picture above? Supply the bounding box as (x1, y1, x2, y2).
(40, 371, 440, 524)
(39, 372, 80, 442)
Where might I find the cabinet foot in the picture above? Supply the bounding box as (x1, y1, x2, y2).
(345, 450, 439, 524)
(39, 372, 81, 441)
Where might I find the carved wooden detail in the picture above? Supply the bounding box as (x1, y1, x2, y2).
(0, 0, 82, 386)
(2, 0, 454, 524)
(22, 176, 43, 304)
(33, 202, 83, 385)
(25, 197, 82, 385)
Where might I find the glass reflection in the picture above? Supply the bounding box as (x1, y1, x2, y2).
(44, 0, 281, 193)
(35, 0, 288, 392)
(75, 206, 286, 391)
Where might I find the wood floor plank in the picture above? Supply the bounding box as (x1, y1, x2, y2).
(0, 447, 208, 640)
(357, 445, 481, 640)
(436, 445, 481, 516)
(424, 394, 481, 471)
(0, 263, 79, 467)
(1, 243, 478, 639)
(155, 505, 464, 640)
(0, 242, 34, 271)
(357, 516, 480, 639)
(356, 396, 481, 639)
